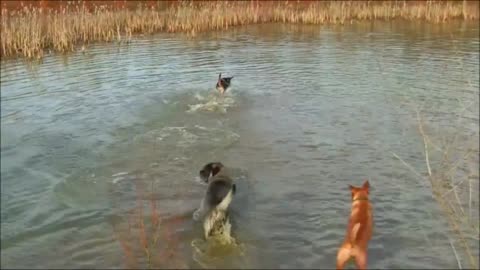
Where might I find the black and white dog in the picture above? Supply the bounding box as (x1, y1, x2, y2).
(193, 162, 236, 240)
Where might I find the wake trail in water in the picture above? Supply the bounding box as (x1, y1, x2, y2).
(186, 91, 236, 114)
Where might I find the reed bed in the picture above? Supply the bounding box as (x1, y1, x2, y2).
(1, 0, 478, 59)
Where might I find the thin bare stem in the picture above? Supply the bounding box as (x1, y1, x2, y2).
(468, 176, 472, 222)
(416, 108, 432, 177)
(391, 152, 428, 184)
(449, 237, 463, 269)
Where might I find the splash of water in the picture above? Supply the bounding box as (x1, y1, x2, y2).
(187, 92, 236, 114)
(191, 206, 248, 268)
(191, 230, 246, 269)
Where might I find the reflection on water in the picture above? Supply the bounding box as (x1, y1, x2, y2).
(1, 21, 479, 269)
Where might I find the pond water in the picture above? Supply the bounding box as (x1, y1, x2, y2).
(1, 21, 479, 269)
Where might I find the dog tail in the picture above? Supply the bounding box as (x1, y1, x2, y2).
(350, 223, 361, 245)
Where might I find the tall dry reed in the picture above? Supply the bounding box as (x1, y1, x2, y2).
(1, 0, 479, 59)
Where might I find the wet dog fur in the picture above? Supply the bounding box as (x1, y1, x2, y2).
(336, 180, 373, 270)
(216, 73, 233, 95)
(193, 162, 236, 240)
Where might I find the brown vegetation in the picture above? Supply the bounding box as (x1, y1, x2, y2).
(113, 178, 188, 269)
(1, 0, 479, 60)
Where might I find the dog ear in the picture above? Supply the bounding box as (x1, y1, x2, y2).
(211, 165, 221, 178)
(348, 185, 355, 191)
(199, 163, 215, 183)
(199, 169, 210, 183)
(362, 180, 370, 190)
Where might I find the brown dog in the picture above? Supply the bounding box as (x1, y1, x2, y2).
(336, 180, 373, 270)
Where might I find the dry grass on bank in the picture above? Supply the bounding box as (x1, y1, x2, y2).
(1, 0, 479, 59)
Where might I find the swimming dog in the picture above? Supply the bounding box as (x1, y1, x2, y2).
(216, 73, 234, 95)
(336, 180, 373, 270)
(193, 162, 236, 240)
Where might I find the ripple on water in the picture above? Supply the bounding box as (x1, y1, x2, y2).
(133, 124, 240, 151)
(1, 21, 479, 269)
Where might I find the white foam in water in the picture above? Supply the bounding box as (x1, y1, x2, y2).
(112, 171, 132, 184)
(194, 176, 208, 186)
(191, 224, 246, 269)
(112, 177, 124, 184)
(186, 92, 236, 114)
(194, 125, 209, 130)
(112, 171, 128, 178)
(134, 125, 239, 152)
(187, 103, 213, 113)
(194, 92, 206, 101)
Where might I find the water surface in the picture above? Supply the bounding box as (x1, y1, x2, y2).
(1, 21, 479, 269)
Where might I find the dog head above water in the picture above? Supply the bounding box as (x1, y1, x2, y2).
(199, 162, 224, 183)
(348, 180, 370, 201)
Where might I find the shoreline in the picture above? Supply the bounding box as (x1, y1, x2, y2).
(1, 0, 479, 60)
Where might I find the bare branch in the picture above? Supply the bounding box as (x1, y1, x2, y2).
(449, 238, 463, 269)
(415, 108, 432, 177)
